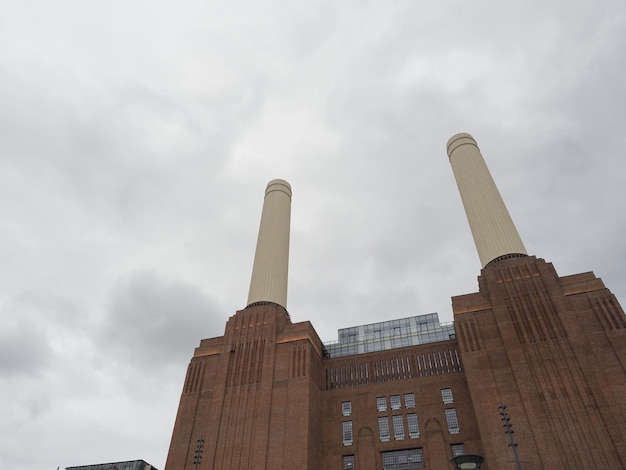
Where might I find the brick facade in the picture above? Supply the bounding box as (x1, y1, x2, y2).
(455, 255, 626, 469)
(165, 257, 626, 469)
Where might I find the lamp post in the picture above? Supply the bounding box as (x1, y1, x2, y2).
(450, 454, 485, 470)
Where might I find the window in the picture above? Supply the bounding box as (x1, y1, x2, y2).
(343, 421, 353, 446)
(441, 388, 454, 404)
(381, 448, 424, 469)
(445, 408, 460, 434)
(377, 396, 387, 412)
(451, 443, 465, 457)
(342, 401, 352, 417)
(392, 415, 404, 440)
(404, 393, 415, 408)
(378, 416, 390, 442)
(407, 413, 420, 438)
(390, 395, 401, 410)
(343, 455, 355, 470)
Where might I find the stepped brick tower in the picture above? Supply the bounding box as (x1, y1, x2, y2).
(165, 180, 327, 470)
(447, 133, 626, 468)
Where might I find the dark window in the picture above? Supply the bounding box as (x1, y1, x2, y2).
(378, 416, 390, 442)
(407, 413, 420, 438)
(391, 395, 401, 410)
(445, 408, 460, 434)
(451, 443, 465, 456)
(441, 388, 454, 404)
(377, 396, 387, 412)
(343, 421, 353, 446)
(381, 448, 424, 469)
(393, 415, 405, 440)
(404, 393, 415, 408)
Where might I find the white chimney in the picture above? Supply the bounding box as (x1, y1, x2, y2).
(447, 133, 527, 267)
(247, 179, 292, 308)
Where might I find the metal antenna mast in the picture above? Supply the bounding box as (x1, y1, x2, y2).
(193, 436, 205, 470)
(499, 403, 522, 470)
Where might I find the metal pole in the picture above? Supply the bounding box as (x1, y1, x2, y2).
(193, 436, 204, 470)
(499, 403, 522, 470)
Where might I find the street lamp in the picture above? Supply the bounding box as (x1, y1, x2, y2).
(450, 454, 484, 470)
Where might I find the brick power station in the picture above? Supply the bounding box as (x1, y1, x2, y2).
(164, 134, 626, 469)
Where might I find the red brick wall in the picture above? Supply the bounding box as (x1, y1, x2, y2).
(318, 343, 483, 469)
(165, 257, 626, 469)
(455, 256, 626, 469)
(165, 303, 325, 470)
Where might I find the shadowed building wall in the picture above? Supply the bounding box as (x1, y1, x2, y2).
(453, 256, 626, 468)
(165, 303, 325, 469)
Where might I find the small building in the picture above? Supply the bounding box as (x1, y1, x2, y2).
(66, 459, 158, 470)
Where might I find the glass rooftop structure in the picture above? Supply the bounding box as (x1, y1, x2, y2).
(66, 460, 158, 470)
(323, 313, 455, 358)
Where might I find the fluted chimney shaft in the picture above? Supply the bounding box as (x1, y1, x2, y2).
(247, 179, 292, 308)
(447, 133, 527, 267)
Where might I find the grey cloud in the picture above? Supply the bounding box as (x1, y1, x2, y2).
(0, 319, 51, 376)
(1, 1, 625, 469)
(100, 271, 225, 367)
(0, 295, 55, 376)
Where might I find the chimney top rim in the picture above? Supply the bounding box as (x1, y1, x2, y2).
(265, 179, 292, 198)
(446, 133, 479, 159)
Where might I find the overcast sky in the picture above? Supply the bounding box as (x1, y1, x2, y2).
(1, 1, 625, 469)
